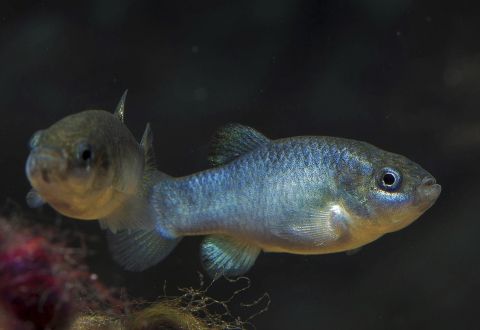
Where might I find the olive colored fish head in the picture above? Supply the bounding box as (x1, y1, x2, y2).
(25, 111, 119, 219)
(355, 151, 441, 234)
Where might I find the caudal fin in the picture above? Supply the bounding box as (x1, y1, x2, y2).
(107, 169, 183, 271)
(107, 122, 182, 271)
(107, 228, 181, 271)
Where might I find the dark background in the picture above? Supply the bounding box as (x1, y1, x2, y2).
(1, 0, 479, 329)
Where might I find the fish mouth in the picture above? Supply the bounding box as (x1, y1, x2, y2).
(26, 148, 67, 184)
(416, 175, 441, 207)
(421, 176, 437, 186)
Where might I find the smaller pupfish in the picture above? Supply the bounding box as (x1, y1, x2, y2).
(25, 92, 158, 233)
(107, 124, 441, 278)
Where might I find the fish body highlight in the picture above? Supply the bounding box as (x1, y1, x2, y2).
(25, 92, 158, 233)
(108, 124, 441, 278)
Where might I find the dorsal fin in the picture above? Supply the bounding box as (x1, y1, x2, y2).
(208, 124, 270, 166)
(114, 90, 128, 122)
(140, 123, 156, 172)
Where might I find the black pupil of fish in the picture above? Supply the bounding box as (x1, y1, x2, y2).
(82, 150, 91, 161)
(383, 173, 395, 186)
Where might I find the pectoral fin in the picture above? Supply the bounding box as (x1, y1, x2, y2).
(346, 246, 362, 256)
(270, 205, 349, 246)
(201, 235, 261, 279)
(26, 188, 46, 208)
(98, 191, 157, 234)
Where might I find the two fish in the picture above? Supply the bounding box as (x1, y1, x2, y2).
(25, 93, 441, 278)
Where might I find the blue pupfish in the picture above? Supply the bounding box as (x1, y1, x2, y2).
(107, 124, 441, 278)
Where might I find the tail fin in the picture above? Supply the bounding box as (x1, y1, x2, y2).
(107, 168, 182, 271)
(108, 123, 182, 271)
(107, 228, 181, 271)
(107, 113, 186, 271)
(107, 170, 182, 271)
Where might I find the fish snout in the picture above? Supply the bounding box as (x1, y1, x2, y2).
(415, 175, 441, 207)
(26, 148, 67, 184)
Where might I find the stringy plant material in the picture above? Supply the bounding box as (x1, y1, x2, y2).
(69, 273, 270, 330)
(127, 273, 270, 330)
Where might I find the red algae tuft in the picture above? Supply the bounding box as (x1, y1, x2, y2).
(0, 238, 73, 329)
(0, 216, 131, 330)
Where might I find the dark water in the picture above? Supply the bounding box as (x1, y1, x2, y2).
(1, 1, 478, 329)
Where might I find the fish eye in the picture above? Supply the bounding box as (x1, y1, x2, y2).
(76, 141, 94, 165)
(377, 168, 402, 191)
(383, 173, 395, 186)
(28, 131, 43, 150)
(82, 149, 91, 161)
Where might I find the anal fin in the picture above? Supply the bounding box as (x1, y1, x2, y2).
(201, 235, 261, 279)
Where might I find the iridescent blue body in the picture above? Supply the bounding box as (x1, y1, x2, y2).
(156, 137, 381, 253)
(108, 124, 441, 278)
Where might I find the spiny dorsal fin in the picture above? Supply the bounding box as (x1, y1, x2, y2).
(140, 123, 156, 171)
(208, 124, 270, 166)
(114, 90, 128, 122)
